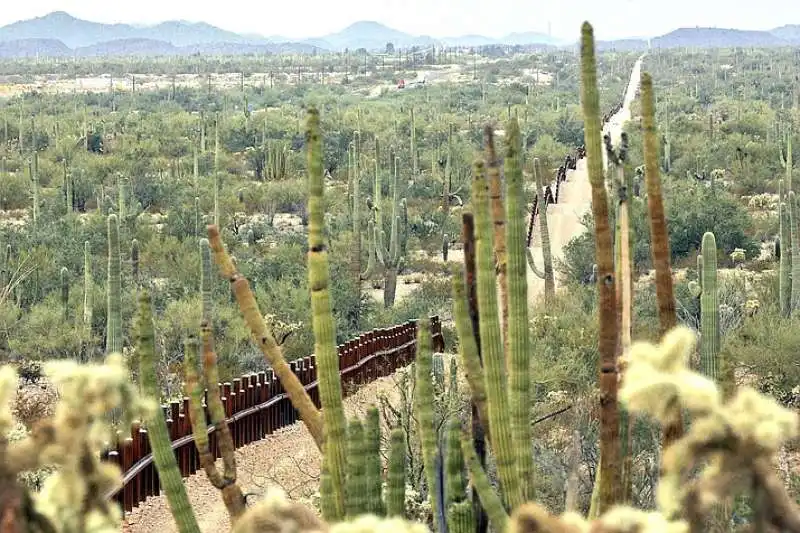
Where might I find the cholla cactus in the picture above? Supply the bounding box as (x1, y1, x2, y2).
(0, 354, 152, 533)
(729, 248, 746, 266)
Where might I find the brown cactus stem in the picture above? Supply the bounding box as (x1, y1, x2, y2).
(580, 21, 621, 513)
(640, 72, 683, 446)
(207, 225, 324, 449)
(201, 323, 247, 520)
(484, 127, 508, 351)
(462, 212, 489, 533)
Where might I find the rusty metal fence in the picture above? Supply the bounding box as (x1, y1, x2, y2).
(103, 316, 444, 515)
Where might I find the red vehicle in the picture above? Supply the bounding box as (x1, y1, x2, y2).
(397, 79, 405, 89)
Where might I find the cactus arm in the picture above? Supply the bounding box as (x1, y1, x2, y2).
(445, 419, 467, 509)
(526, 247, 546, 279)
(484, 127, 509, 348)
(461, 436, 509, 531)
(386, 428, 407, 518)
(580, 22, 621, 513)
(207, 225, 324, 449)
(60, 267, 69, 322)
(361, 212, 378, 280)
(779, 180, 791, 316)
(532, 157, 555, 301)
(414, 319, 446, 533)
(306, 107, 348, 520)
(472, 158, 523, 509)
(136, 290, 201, 533)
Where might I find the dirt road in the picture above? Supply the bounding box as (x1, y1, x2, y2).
(527, 56, 644, 308)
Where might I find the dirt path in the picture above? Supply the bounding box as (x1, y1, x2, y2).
(527, 56, 644, 308)
(123, 359, 429, 533)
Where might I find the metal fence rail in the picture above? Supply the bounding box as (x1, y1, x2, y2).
(103, 316, 444, 515)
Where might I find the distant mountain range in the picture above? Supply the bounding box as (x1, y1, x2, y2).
(1, 12, 800, 58)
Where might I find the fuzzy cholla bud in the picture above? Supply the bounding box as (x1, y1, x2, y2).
(620, 326, 718, 421)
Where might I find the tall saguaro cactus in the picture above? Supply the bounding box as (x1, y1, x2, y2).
(697, 232, 720, 381)
(580, 22, 621, 513)
(306, 107, 348, 520)
(640, 71, 683, 446)
(527, 157, 555, 304)
(106, 214, 122, 355)
(83, 241, 92, 327)
(790, 190, 800, 313)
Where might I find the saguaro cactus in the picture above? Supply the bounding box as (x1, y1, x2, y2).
(526, 157, 555, 304)
(791, 191, 800, 313)
(365, 141, 408, 307)
(60, 267, 69, 322)
(697, 232, 720, 381)
(131, 239, 139, 286)
(83, 241, 92, 327)
(106, 214, 121, 355)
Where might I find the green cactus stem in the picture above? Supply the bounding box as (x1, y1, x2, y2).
(504, 119, 535, 501)
(451, 268, 489, 435)
(445, 419, 467, 510)
(365, 406, 385, 516)
(790, 190, 800, 313)
(195, 196, 201, 238)
(580, 22, 621, 513)
(60, 267, 69, 322)
(484, 127, 509, 346)
(346, 419, 367, 518)
(472, 157, 523, 510)
(779, 180, 791, 316)
(415, 319, 446, 533)
(307, 107, 348, 520)
(106, 214, 122, 355)
(462, 436, 509, 531)
(137, 290, 201, 533)
(83, 241, 92, 327)
(30, 154, 39, 231)
(386, 428, 407, 518)
(698, 232, 720, 381)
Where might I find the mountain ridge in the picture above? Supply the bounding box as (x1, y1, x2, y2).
(1, 12, 800, 57)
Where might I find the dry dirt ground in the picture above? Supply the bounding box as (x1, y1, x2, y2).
(125, 59, 644, 531)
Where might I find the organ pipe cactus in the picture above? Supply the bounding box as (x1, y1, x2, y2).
(387, 427, 407, 518)
(207, 226, 324, 449)
(307, 107, 348, 520)
(346, 419, 367, 518)
(697, 232, 720, 381)
(640, 70, 683, 446)
(184, 331, 246, 523)
(365, 407, 385, 516)
(526, 157, 555, 305)
(137, 289, 201, 533)
(106, 213, 121, 356)
(580, 22, 621, 512)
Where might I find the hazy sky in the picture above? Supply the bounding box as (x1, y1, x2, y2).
(0, 0, 796, 41)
